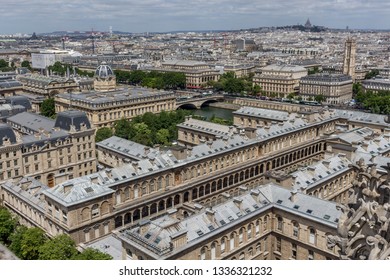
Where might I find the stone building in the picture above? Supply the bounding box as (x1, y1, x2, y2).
(362, 78, 390, 93)
(0, 111, 338, 245)
(177, 116, 236, 146)
(54, 87, 176, 128)
(117, 183, 340, 260)
(253, 64, 308, 98)
(54, 63, 176, 128)
(299, 74, 353, 104)
(17, 74, 79, 96)
(1, 103, 390, 259)
(0, 110, 96, 187)
(152, 60, 221, 89)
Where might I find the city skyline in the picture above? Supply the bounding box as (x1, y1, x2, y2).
(1, 0, 390, 34)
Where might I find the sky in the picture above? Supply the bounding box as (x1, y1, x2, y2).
(1, 0, 389, 34)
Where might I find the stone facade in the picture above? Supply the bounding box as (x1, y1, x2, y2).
(299, 74, 353, 104)
(253, 64, 308, 98)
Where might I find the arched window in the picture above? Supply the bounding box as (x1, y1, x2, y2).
(292, 221, 299, 238)
(239, 228, 244, 244)
(200, 247, 206, 260)
(211, 242, 216, 259)
(255, 220, 260, 235)
(123, 188, 129, 200)
(247, 224, 252, 240)
(277, 216, 283, 231)
(256, 242, 261, 254)
(91, 204, 99, 218)
(309, 228, 316, 244)
(100, 201, 110, 215)
(221, 238, 226, 254)
(230, 233, 235, 250)
(81, 207, 90, 221)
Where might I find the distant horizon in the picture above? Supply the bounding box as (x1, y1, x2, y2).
(1, 0, 389, 35)
(9, 25, 390, 37)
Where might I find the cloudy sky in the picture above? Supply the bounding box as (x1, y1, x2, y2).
(1, 0, 389, 34)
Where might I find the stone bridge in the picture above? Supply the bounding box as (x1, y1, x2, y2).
(175, 94, 225, 109)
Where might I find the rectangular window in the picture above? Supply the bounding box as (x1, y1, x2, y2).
(276, 237, 281, 252)
(292, 244, 297, 259)
(308, 250, 314, 260)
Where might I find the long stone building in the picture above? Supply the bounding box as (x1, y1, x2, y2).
(54, 64, 177, 128)
(299, 74, 353, 105)
(1, 100, 390, 260)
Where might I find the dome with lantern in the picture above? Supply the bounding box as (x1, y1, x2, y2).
(93, 62, 116, 91)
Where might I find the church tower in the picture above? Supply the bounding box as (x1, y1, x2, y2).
(342, 38, 356, 82)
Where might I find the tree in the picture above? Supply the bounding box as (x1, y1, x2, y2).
(9, 225, 27, 257)
(95, 127, 113, 142)
(156, 128, 170, 145)
(114, 118, 132, 139)
(20, 227, 47, 260)
(0, 59, 8, 69)
(131, 123, 152, 146)
(314, 94, 326, 103)
(40, 98, 56, 118)
(364, 69, 379, 79)
(38, 234, 78, 260)
(72, 248, 113, 260)
(21, 61, 31, 69)
(0, 207, 17, 244)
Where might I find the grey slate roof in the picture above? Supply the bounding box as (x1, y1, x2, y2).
(291, 154, 352, 192)
(119, 183, 341, 258)
(54, 110, 91, 131)
(43, 177, 114, 207)
(97, 136, 159, 160)
(234, 106, 291, 121)
(177, 118, 232, 136)
(7, 112, 55, 132)
(0, 123, 17, 145)
(2, 177, 48, 211)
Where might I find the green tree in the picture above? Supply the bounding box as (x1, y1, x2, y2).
(365, 69, 379, 79)
(40, 98, 56, 118)
(38, 234, 78, 260)
(95, 127, 113, 142)
(72, 248, 113, 260)
(9, 225, 27, 257)
(21, 61, 31, 69)
(131, 123, 152, 146)
(314, 94, 326, 103)
(0, 207, 17, 244)
(20, 227, 47, 260)
(114, 118, 132, 139)
(156, 128, 170, 145)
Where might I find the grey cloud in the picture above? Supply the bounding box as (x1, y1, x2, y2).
(0, 0, 389, 33)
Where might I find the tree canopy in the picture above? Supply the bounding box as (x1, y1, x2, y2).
(40, 98, 56, 118)
(95, 127, 113, 142)
(20, 227, 47, 260)
(113, 110, 191, 147)
(38, 234, 79, 260)
(71, 248, 113, 260)
(209, 72, 260, 95)
(0, 207, 17, 244)
(114, 69, 186, 90)
(0, 59, 13, 72)
(355, 89, 390, 114)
